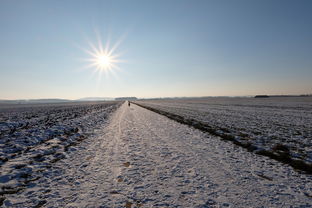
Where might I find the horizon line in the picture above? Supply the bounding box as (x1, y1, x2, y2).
(1, 93, 312, 101)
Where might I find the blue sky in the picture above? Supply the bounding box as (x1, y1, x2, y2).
(0, 0, 311, 99)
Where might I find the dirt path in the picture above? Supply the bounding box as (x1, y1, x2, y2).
(5, 103, 312, 207)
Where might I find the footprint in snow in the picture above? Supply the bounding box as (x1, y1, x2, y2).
(123, 162, 130, 167)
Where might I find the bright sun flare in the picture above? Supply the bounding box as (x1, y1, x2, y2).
(96, 54, 112, 68)
(83, 34, 123, 75)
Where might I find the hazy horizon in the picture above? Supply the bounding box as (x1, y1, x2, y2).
(1, 0, 312, 100)
(2, 93, 312, 101)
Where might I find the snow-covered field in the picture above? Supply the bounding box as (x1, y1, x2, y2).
(0, 101, 121, 206)
(135, 97, 312, 173)
(1, 99, 312, 207)
(2, 102, 312, 207)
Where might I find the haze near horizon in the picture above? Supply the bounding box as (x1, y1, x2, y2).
(0, 0, 311, 99)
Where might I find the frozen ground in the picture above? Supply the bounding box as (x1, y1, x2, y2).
(135, 97, 312, 172)
(2, 102, 312, 207)
(0, 101, 121, 206)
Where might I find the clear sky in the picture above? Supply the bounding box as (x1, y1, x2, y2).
(0, 0, 311, 99)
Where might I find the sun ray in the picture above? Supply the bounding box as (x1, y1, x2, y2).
(82, 33, 124, 78)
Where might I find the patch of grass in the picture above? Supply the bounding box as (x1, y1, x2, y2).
(33, 200, 47, 208)
(0, 197, 5, 206)
(290, 159, 312, 173)
(239, 132, 249, 137)
(256, 149, 312, 174)
(0, 187, 23, 196)
(272, 143, 290, 153)
(33, 154, 45, 162)
(222, 134, 235, 142)
(240, 142, 257, 152)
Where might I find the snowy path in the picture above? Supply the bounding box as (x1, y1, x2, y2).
(6, 103, 312, 207)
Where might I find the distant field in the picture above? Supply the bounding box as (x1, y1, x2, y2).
(135, 97, 312, 172)
(0, 101, 121, 199)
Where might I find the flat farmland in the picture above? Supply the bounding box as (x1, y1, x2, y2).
(135, 97, 312, 172)
(1, 101, 312, 207)
(0, 101, 121, 203)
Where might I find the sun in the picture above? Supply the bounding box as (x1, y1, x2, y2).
(96, 53, 112, 69)
(82, 34, 123, 75)
(87, 48, 120, 72)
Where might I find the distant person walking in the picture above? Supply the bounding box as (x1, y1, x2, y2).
(128, 101, 130, 107)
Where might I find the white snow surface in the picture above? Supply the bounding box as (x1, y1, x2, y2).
(135, 97, 312, 165)
(3, 103, 312, 207)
